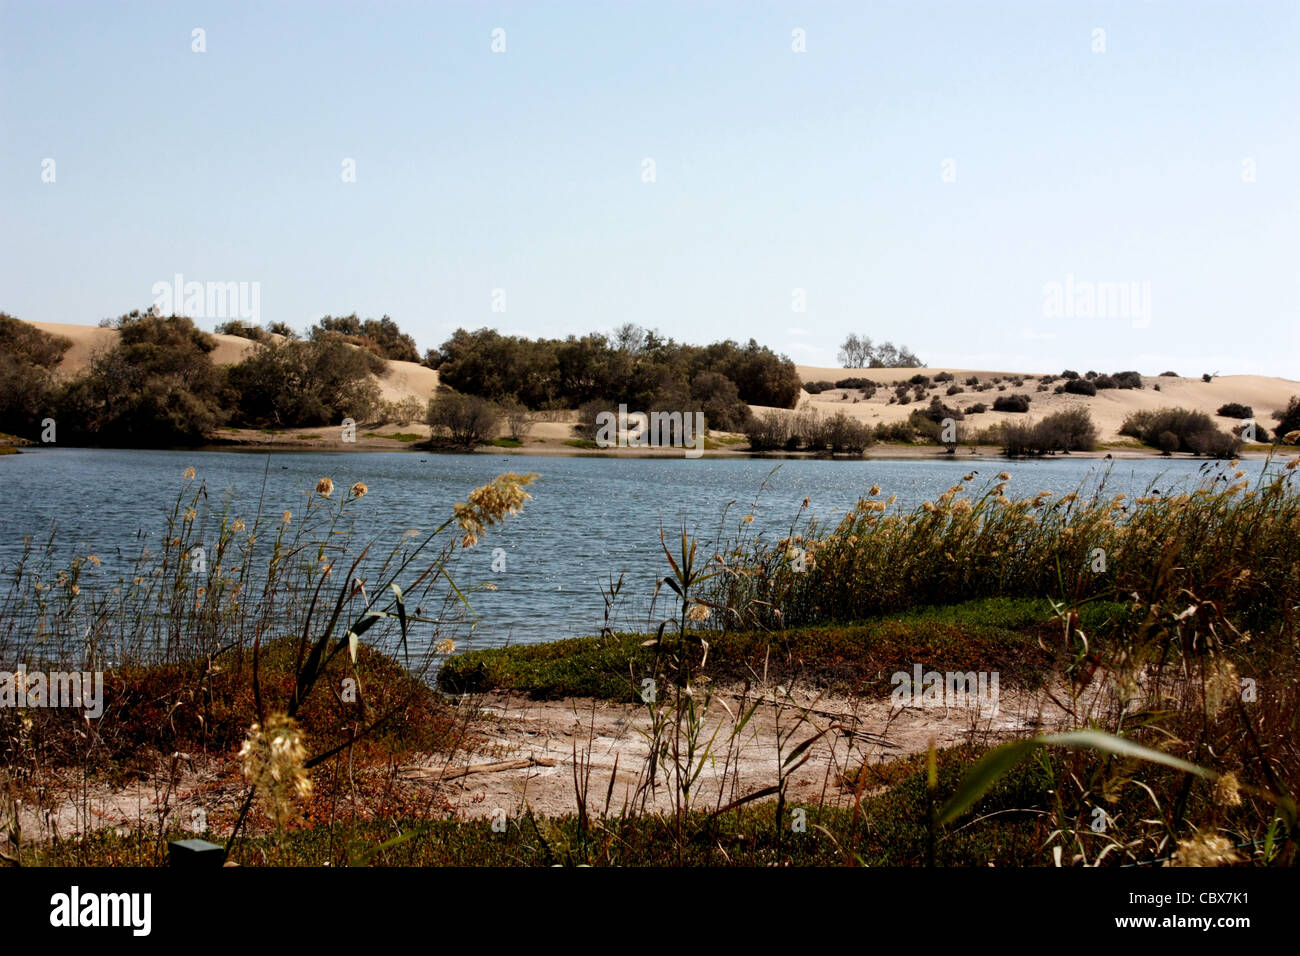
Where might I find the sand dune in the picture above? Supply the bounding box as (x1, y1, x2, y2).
(17, 322, 1298, 448)
(30, 320, 439, 407)
(375, 359, 439, 404)
(791, 365, 1299, 445)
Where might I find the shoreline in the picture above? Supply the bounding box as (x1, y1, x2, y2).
(6, 435, 1286, 462)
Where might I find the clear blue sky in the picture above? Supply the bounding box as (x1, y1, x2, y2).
(2, 1, 1297, 377)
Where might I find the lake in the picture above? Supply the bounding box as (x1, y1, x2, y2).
(0, 448, 1269, 651)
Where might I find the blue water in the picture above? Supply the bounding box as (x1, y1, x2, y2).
(0, 448, 1268, 650)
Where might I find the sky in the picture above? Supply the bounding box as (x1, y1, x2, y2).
(2, 0, 1297, 378)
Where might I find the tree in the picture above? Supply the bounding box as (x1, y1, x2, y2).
(612, 322, 647, 356)
(427, 392, 500, 448)
(225, 338, 381, 427)
(895, 346, 923, 368)
(55, 311, 227, 445)
(311, 314, 420, 363)
(0, 314, 71, 439)
(266, 321, 298, 339)
(498, 397, 534, 441)
(837, 334, 874, 368)
(691, 370, 751, 432)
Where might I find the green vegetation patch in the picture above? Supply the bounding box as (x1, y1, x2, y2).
(7, 636, 455, 785)
(438, 598, 1130, 701)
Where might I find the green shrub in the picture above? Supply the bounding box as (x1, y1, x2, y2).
(428, 391, 501, 448)
(1120, 407, 1240, 457)
(1217, 402, 1253, 419)
(992, 393, 1030, 413)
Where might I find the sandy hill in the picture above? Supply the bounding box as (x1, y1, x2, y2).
(29, 320, 440, 409)
(785, 364, 1300, 445)
(13, 322, 1298, 448)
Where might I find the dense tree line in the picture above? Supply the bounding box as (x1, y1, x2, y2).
(0, 311, 390, 444)
(432, 324, 800, 424)
(40, 311, 227, 446)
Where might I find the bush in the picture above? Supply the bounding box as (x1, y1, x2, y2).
(1120, 407, 1240, 457)
(992, 394, 1030, 413)
(381, 396, 426, 423)
(874, 420, 916, 443)
(934, 371, 954, 383)
(1202, 373, 1213, 383)
(311, 314, 420, 363)
(1187, 428, 1241, 458)
(1216, 402, 1253, 419)
(999, 421, 1038, 457)
(1274, 396, 1300, 440)
(965, 403, 987, 414)
(427, 392, 500, 448)
(804, 380, 835, 394)
(908, 374, 932, 388)
(1236, 420, 1269, 443)
(1159, 371, 1179, 377)
(214, 320, 269, 342)
(497, 397, 534, 441)
(917, 396, 964, 423)
(946, 384, 964, 396)
(1064, 378, 1097, 396)
(1061, 370, 1079, 380)
(964, 376, 980, 386)
(834, 377, 875, 390)
(1000, 408, 1097, 456)
(1093, 375, 1116, 389)
(1035, 408, 1097, 452)
(0, 314, 73, 368)
(1111, 370, 1144, 389)
(823, 412, 873, 455)
(745, 410, 791, 451)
